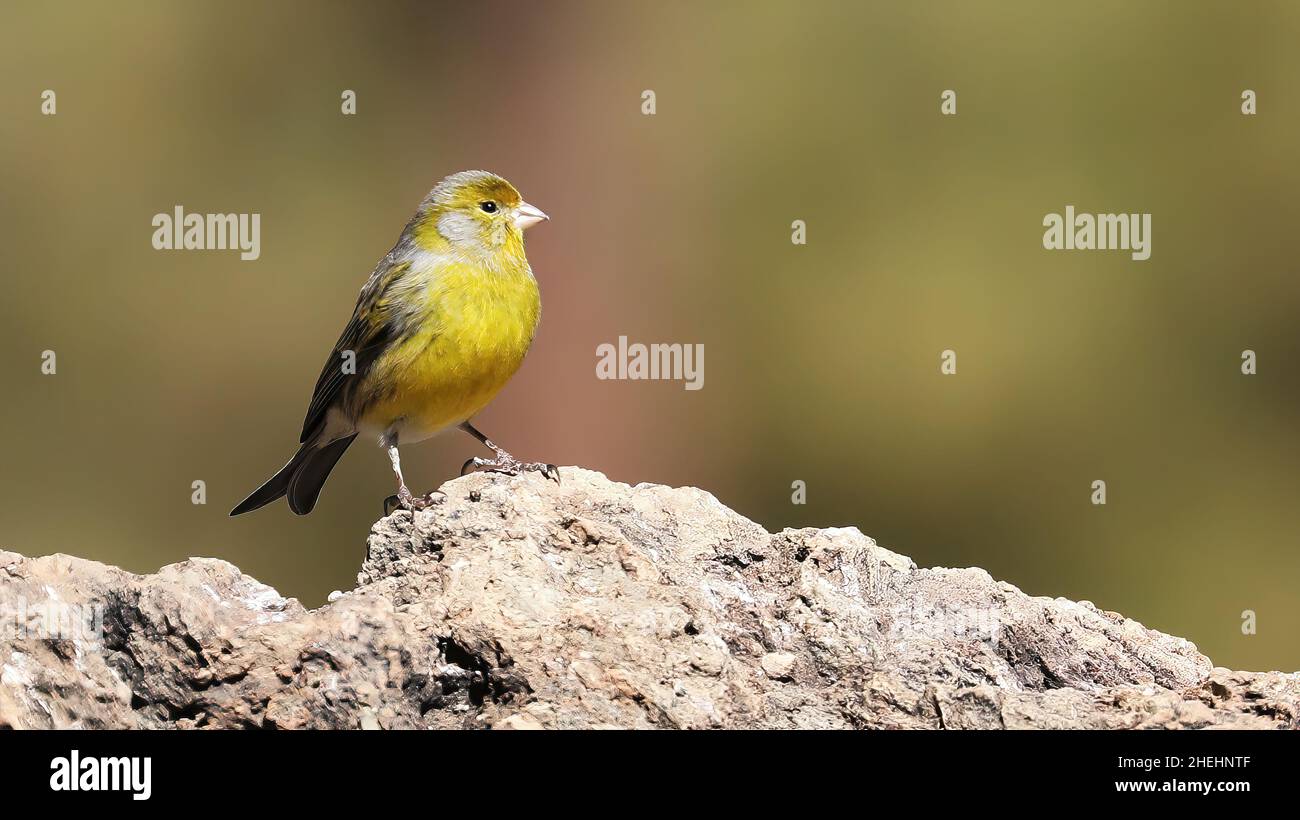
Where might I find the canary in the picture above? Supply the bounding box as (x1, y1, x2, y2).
(231, 170, 557, 517)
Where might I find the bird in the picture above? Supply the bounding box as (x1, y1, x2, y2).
(230, 170, 557, 517)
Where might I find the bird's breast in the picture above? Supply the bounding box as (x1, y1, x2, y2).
(358, 260, 540, 439)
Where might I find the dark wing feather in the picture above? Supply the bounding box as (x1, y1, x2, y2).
(299, 260, 411, 442)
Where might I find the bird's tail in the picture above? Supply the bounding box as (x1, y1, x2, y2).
(229, 433, 358, 516)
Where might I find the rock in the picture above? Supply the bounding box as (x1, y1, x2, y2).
(761, 652, 797, 681)
(0, 467, 1295, 729)
(494, 713, 543, 730)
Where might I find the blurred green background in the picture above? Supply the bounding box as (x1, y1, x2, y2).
(1, 1, 1297, 671)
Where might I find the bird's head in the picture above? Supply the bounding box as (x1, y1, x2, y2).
(414, 170, 548, 259)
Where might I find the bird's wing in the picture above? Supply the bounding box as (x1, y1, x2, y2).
(298, 259, 412, 442)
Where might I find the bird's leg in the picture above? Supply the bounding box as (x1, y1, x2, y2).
(383, 440, 444, 515)
(458, 422, 560, 483)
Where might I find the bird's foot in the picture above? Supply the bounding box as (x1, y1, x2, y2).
(461, 452, 560, 483)
(383, 487, 446, 516)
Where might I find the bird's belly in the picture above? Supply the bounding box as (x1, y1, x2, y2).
(357, 287, 537, 442)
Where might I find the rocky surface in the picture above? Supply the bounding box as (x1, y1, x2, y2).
(1, 468, 1296, 729)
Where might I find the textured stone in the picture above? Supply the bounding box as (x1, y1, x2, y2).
(1, 468, 1295, 729)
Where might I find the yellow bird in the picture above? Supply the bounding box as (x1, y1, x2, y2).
(231, 170, 556, 517)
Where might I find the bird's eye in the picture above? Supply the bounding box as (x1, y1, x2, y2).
(480, 201, 497, 213)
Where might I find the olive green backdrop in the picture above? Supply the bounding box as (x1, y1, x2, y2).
(2, 1, 1297, 671)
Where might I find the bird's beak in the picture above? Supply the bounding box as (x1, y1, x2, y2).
(514, 202, 549, 231)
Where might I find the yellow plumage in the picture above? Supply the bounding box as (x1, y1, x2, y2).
(231, 170, 553, 517)
(359, 257, 540, 439)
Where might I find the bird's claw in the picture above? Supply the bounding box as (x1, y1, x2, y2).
(461, 454, 561, 484)
(384, 488, 445, 516)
